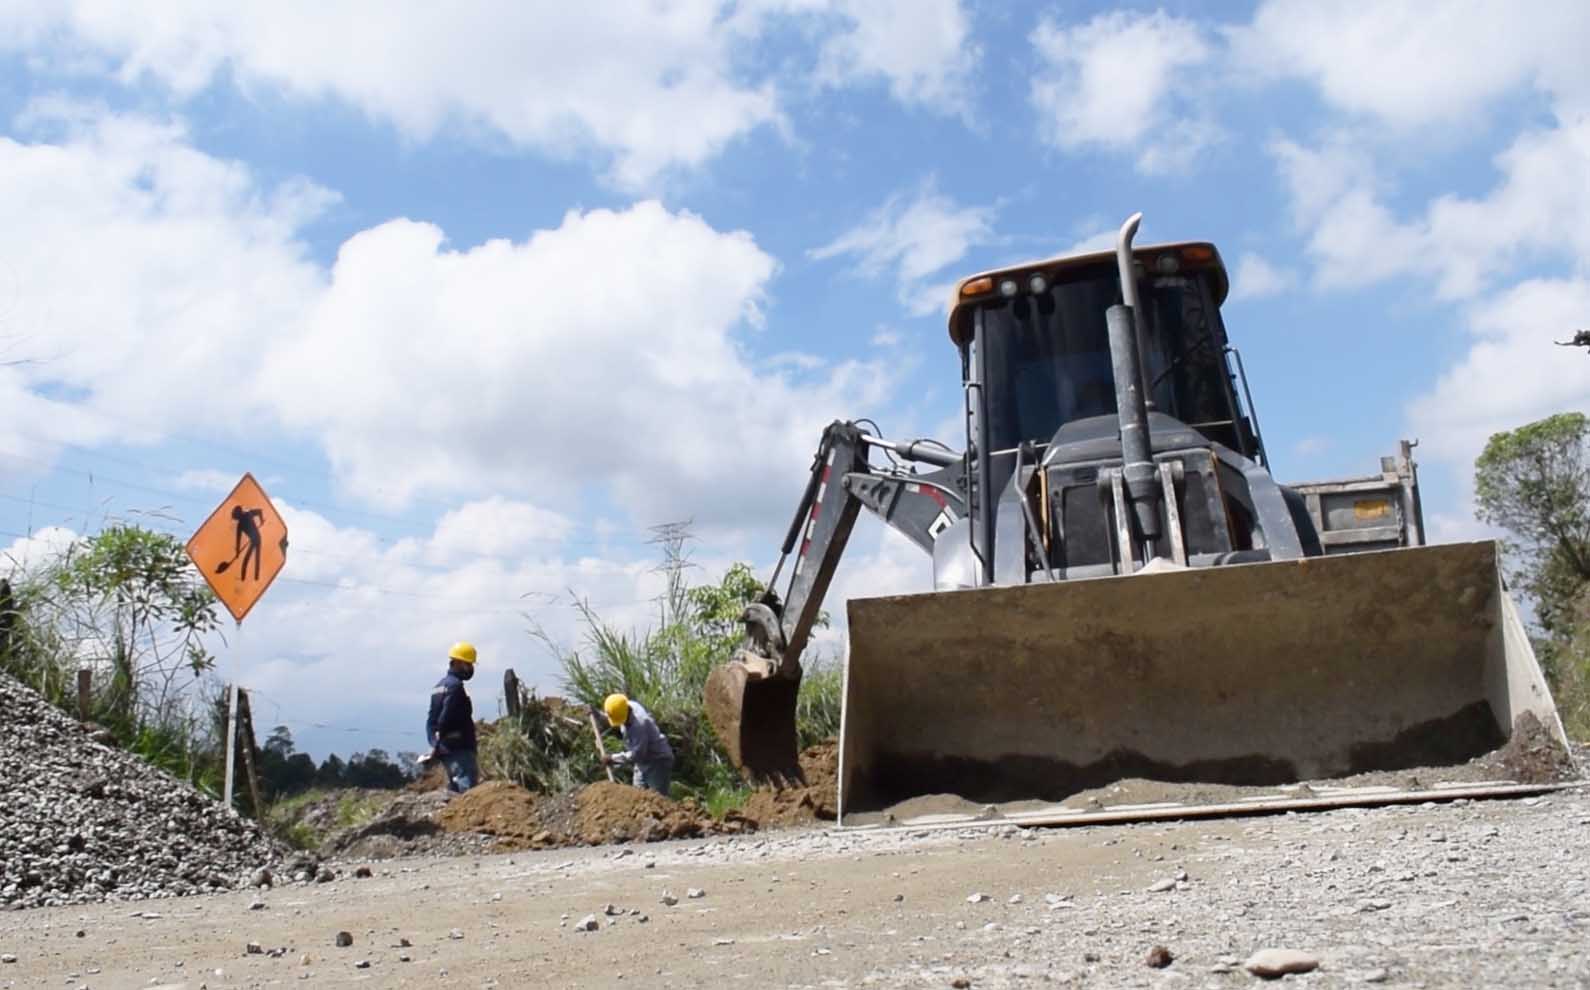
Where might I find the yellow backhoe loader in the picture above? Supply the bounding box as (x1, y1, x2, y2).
(706, 213, 1577, 828)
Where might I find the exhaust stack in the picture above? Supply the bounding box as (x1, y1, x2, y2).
(1107, 212, 1161, 566)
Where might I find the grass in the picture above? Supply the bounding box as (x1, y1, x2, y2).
(335, 792, 390, 829)
(701, 785, 753, 820)
(262, 787, 392, 851)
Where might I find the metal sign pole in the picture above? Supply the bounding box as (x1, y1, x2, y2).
(223, 682, 239, 809)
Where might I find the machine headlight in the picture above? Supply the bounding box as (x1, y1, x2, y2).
(999, 278, 1019, 297)
(1028, 273, 1048, 294)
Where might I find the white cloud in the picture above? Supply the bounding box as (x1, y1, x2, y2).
(810, 177, 997, 316)
(172, 468, 241, 494)
(427, 497, 575, 565)
(0, 2, 986, 189)
(1246, 2, 1590, 513)
(1273, 119, 1590, 300)
(810, 0, 977, 115)
(1030, 10, 1217, 174)
(0, 4, 786, 190)
(1231, 0, 1590, 128)
(1407, 277, 1590, 464)
(1, 525, 79, 575)
(0, 106, 897, 538)
(1291, 435, 1332, 459)
(0, 104, 328, 455)
(1230, 252, 1299, 301)
(269, 202, 893, 524)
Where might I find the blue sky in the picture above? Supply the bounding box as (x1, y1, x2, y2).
(2, 1, 1587, 759)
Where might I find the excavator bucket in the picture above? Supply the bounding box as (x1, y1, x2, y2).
(838, 541, 1577, 828)
(705, 656, 802, 781)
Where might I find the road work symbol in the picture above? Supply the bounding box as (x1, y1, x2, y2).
(186, 473, 288, 623)
(218, 506, 266, 579)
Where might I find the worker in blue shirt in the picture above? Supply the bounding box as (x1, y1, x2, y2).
(426, 642, 479, 793)
(599, 693, 674, 797)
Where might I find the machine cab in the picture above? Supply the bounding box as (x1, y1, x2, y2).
(948, 242, 1263, 473)
(945, 241, 1269, 583)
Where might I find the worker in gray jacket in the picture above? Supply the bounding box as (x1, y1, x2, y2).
(598, 693, 674, 796)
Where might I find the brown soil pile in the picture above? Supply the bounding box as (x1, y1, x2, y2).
(1485, 711, 1580, 783)
(407, 761, 449, 792)
(436, 781, 544, 844)
(323, 790, 497, 860)
(552, 781, 746, 846)
(739, 740, 839, 828)
(437, 779, 747, 850)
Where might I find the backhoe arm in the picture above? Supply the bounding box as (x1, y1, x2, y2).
(706, 420, 964, 779)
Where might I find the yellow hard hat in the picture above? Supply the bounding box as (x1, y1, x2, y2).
(603, 693, 629, 727)
(448, 641, 478, 664)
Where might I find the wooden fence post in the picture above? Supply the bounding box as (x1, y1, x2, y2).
(236, 689, 265, 819)
(504, 668, 521, 718)
(77, 669, 92, 721)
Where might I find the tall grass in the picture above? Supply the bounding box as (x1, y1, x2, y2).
(533, 539, 844, 804)
(1549, 589, 1590, 741)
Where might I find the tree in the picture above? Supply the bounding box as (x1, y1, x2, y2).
(1475, 412, 1590, 635)
(48, 525, 221, 726)
(264, 724, 295, 759)
(315, 753, 347, 788)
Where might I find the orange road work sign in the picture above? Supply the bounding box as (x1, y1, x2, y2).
(186, 473, 288, 623)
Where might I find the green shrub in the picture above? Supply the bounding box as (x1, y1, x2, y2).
(534, 534, 842, 804)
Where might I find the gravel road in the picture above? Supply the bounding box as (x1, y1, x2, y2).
(2, 784, 1586, 989)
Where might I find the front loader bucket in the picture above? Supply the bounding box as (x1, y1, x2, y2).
(838, 540, 1576, 828)
(705, 658, 802, 781)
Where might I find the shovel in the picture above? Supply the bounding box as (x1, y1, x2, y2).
(587, 710, 616, 783)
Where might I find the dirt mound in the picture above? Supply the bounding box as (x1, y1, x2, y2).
(437, 781, 543, 844)
(739, 740, 839, 828)
(406, 761, 449, 792)
(567, 781, 738, 845)
(1487, 711, 1580, 783)
(323, 790, 496, 860)
(437, 779, 748, 849)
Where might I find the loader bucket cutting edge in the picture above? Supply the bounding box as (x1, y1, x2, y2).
(705, 660, 802, 781)
(837, 540, 1577, 828)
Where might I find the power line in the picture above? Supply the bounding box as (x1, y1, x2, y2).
(0, 517, 677, 616)
(0, 447, 611, 558)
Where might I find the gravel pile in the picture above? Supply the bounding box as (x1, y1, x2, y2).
(0, 672, 283, 909)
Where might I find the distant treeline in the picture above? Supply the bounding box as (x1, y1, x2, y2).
(258, 725, 416, 796)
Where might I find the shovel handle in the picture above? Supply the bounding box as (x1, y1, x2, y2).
(588, 710, 616, 783)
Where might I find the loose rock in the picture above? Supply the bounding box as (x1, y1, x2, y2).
(1245, 949, 1320, 978)
(0, 673, 283, 910)
(576, 914, 600, 932)
(334, 931, 353, 948)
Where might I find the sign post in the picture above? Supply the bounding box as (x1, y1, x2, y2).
(185, 473, 288, 811)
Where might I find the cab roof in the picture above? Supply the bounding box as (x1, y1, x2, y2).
(946, 240, 1228, 346)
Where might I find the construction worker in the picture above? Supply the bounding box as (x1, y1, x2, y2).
(426, 642, 479, 793)
(598, 693, 674, 797)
